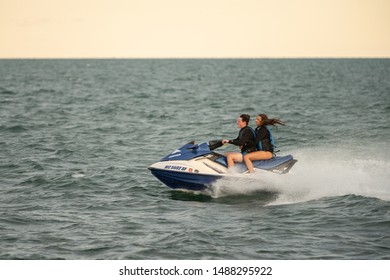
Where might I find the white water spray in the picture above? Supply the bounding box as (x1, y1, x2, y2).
(207, 146, 390, 204)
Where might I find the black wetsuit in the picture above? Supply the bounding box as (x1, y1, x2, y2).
(254, 126, 273, 152)
(229, 126, 256, 153)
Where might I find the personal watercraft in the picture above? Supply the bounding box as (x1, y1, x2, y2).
(148, 140, 297, 191)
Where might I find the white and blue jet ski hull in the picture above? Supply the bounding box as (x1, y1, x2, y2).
(149, 140, 297, 191)
(149, 168, 223, 191)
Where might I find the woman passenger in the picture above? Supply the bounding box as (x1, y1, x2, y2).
(244, 114, 284, 173)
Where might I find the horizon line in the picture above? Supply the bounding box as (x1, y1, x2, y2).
(1, 56, 390, 60)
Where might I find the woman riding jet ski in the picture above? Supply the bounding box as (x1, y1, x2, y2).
(149, 114, 297, 191)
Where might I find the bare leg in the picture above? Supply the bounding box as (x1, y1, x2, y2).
(226, 152, 243, 170)
(244, 151, 272, 173)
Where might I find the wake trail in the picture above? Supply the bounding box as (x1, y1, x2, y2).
(207, 146, 390, 205)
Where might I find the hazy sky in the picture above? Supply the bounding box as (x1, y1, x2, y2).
(1, 0, 389, 58)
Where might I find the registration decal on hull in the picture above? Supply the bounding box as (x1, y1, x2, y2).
(164, 165, 187, 171)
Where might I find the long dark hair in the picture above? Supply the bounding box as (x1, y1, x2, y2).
(258, 114, 285, 126)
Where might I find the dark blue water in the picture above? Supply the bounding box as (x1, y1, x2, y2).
(0, 59, 389, 259)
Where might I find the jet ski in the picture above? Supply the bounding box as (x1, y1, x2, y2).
(148, 140, 297, 191)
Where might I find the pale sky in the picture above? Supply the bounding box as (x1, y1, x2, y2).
(1, 0, 389, 58)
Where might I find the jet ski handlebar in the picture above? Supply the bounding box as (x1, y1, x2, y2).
(208, 140, 224, 150)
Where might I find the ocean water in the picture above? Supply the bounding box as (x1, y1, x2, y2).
(0, 59, 389, 260)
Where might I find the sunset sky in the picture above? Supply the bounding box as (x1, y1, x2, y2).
(1, 0, 389, 58)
